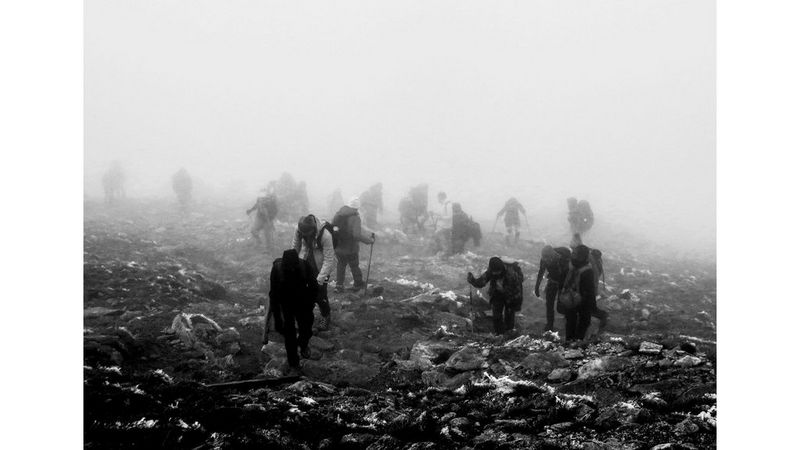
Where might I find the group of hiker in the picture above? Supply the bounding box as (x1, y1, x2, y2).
(468, 233, 607, 343)
(263, 195, 376, 375)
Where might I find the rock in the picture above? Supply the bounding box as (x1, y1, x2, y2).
(521, 352, 569, 375)
(673, 418, 700, 436)
(340, 433, 377, 448)
(564, 349, 584, 359)
(84, 307, 124, 319)
(409, 341, 456, 369)
(547, 368, 572, 383)
(638, 341, 663, 355)
(324, 360, 379, 387)
(309, 336, 335, 352)
(578, 356, 632, 379)
(338, 348, 362, 363)
(421, 370, 447, 386)
(445, 347, 486, 372)
(680, 342, 698, 354)
(366, 435, 403, 450)
(227, 342, 241, 355)
(238, 316, 263, 328)
(674, 355, 702, 368)
(215, 327, 240, 346)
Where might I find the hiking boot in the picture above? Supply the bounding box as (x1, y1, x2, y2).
(286, 365, 303, 377)
(351, 283, 366, 292)
(317, 315, 330, 331)
(300, 346, 311, 359)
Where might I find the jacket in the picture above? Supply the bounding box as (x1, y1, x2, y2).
(292, 216, 335, 284)
(332, 206, 373, 256)
(468, 261, 524, 310)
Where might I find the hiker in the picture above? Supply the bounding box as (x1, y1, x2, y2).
(332, 196, 375, 293)
(496, 197, 527, 244)
(467, 256, 524, 336)
(292, 214, 335, 330)
(567, 197, 594, 235)
(451, 203, 481, 254)
(247, 190, 279, 248)
(171, 168, 193, 211)
(264, 249, 317, 375)
(559, 245, 597, 342)
(360, 183, 383, 231)
(534, 245, 572, 332)
(102, 161, 125, 204)
(399, 184, 429, 234)
(432, 192, 453, 254)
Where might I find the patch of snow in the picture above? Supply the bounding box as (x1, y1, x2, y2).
(98, 366, 122, 375)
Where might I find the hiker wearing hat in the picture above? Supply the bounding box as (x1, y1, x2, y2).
(266, 249, 317, 375)
(292, 214, 335, 330)
(534, 245, 572, 332)
(332, 196, 375, 293)
(467, 256, 525, 336)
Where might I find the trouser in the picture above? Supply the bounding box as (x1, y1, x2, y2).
(452, 233, 466, 254)
(592, 306, 609, 330)
(491, 300, 516, 335)
(544, 281, 561, 331)
(563, 299, 595, 341)
(316, 282, 330, 317)
(335, 253, 364, 287)
(250, 216, 274, 246)
(278, 302, 314, 367)
(505, 217, 520, 243)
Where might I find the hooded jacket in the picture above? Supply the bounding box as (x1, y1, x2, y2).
(292, 216, 335, 284)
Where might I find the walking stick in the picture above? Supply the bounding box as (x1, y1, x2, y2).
(523, 213, 533, 237)
(469, 286, 475, 333)
(363, 233, 375, 296)
(492, 216, 500, 233)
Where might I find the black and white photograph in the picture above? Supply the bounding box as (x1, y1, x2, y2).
(26, 0, 800, 448)
(79, 1, 718, 448)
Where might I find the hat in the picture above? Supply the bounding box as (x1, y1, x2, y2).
(298, 215, 317, 235)
(347, 196, 361, 209)
(541, 245, 556, 258)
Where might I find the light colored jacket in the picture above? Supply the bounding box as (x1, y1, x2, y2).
(291, 217, 335, 284)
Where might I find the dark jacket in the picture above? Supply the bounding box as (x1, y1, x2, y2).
(468, 262, 524, 310)
(535, 247, 571, 290)
(333, 206, 373, 256)
(265, 252, 317, 340)
(564, 261, 596, 311)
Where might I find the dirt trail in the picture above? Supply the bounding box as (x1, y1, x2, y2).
(84, 199, 716, 449)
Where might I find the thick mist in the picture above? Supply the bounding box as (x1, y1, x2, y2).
(85, 0, 715, 258)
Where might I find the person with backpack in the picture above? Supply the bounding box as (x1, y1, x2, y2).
(558, 245, 597, 342)
(264, 249, 317, 375)
(534, 245, 572, 332)
(247, 189, 279, 248)
(292, 214, 335, 330)
(496, 197, 527, 245)
(467, 256, 524, 336)
(588, 248, 609, 333)
(332, 197, 375, 293)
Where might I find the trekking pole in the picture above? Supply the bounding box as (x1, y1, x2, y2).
(492, 216, 499, 233)
(469, 286, 475, 333)
(524, 213, 533, 237)
(363, 233, 375, 296)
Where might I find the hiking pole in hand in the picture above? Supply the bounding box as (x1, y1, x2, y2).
(469, 286, 475, 333)
(363, 233, 375, 296)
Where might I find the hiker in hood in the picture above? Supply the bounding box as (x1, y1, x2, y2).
(359, 183, 383, 231)
(497, 197, 527, 245)
(569, 237, 610, 333)
(247, 189, 279, 248)
(266, 249, 317, 375)
(561, 245, 597, 341)
(467, 256, 524, 336)
(332, 196, 375, 293)
(292, 214, 335, 330)
(171, 168, 193, 212)
(534, 245, 572, 332)
(433, 192, 455, 254)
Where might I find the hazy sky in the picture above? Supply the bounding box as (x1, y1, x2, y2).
(85, 0, 715, 254)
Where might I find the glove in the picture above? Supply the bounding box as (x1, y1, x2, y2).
(534, 285, 540, 298)
(467, 272, 476, 284)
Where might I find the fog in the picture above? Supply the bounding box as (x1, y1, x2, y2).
(85, 0, 715, 259)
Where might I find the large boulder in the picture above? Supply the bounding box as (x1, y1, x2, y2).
(520, 352, 569, 375)
(445, 347, 487, 372)
(578, 356, 632, 380)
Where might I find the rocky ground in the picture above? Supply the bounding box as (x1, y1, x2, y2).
(84, 199, 716, 449)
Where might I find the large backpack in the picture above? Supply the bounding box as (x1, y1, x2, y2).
(316, 222, 339, 250)
(557, 265, 592, 311)
(332, 210, 355, 246)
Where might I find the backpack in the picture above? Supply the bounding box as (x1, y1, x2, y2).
(505, 261, 524, 311)
(589, 249, 604, 290)
(316, 222, 339, 250)
(557, 265, 592, 311)
(332, 210, 355, 245)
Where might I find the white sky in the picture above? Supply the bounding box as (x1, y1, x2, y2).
(85, 0, 715, 254)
